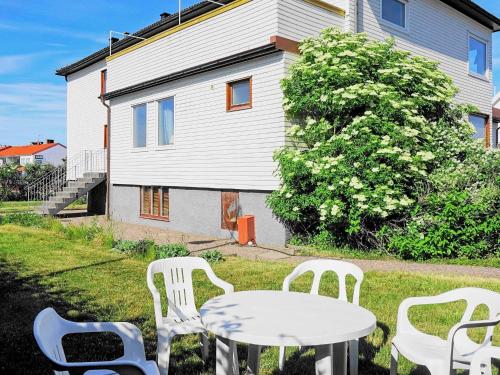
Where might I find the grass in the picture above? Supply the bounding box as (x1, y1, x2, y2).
(0, 200, 87, 214)
(0, 225, 499, 375)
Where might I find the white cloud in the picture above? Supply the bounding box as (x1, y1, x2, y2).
(0, 83, 66, 144)
(0, 54, 38, 75)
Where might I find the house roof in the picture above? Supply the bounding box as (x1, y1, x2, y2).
(0, 143, 64, 157)
(56, 0, 500, 78)
(493, 108, 500, 122)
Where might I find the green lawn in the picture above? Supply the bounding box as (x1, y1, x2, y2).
(0, 225, 499, 374)
(0, 200, 87, 214)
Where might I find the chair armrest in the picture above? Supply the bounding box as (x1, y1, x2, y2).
(69, 322, 147, 361)
(447, 317, 500, 343)
(203, 267, 234, 294)
(54, 358, 154, 375)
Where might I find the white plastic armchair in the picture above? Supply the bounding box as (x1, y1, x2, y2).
(33, 307, 159, 375)
(279, 259, 364, 375)
(470, 346, 500, 375)
(391, 287, 500, 375)
(146, 257, 236, 375)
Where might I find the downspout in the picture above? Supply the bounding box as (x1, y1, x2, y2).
(101, 96, 111, 220)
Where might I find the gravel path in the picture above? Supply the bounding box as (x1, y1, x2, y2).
(61, 214, 500, 279)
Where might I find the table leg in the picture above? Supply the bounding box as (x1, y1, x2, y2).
(315, 344, 333, 375)
(216, 336, 235, 375)
(332, 342, 347, 375)
(247, 344, 261, 375)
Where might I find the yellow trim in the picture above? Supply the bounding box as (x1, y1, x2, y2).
(303, 0, 346, 16)
(106, 0, 251, 62)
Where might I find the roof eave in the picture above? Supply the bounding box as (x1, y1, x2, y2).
(440, 0, 500, 32)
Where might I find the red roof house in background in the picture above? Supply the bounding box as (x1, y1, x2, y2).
(0, 140, 66, 167)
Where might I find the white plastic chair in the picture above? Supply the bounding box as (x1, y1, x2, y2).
(390, 287, 500, 375)
(470, 346, 500, 375)
(33, 307, 159, 375)
(147, 257, 237, 375)
(279, 259, 364, 375)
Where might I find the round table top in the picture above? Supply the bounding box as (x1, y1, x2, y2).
(200, 290, 377, 346)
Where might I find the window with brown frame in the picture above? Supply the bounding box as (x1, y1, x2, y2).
(226, 77, 252, 112)
(221, 191, 239, 231)
(140, 186, 169, 221)
(100, 69, 107, 96)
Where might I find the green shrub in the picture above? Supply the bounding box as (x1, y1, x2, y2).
(155, 243, 189, 259)
(267, 28, 499, 258)
(200, 250, 224, 263)
(113, 239, 155, 257)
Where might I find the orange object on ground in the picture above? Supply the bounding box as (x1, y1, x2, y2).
(237, 215, 256, 246)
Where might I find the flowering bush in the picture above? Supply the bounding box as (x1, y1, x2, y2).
(268, 29, 499, 256)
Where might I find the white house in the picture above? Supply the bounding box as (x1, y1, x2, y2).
(493, 92, 500, 148)
(0, 141, 66, 167)
(55, 0, 499, 246)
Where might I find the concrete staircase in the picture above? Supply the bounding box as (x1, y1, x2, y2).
(40, 172, 106, 215)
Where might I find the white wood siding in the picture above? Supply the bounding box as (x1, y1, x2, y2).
(109, 53, 286, 191)
(37, 145, 67, 166)
(66, 61, 107, 163)
(358, 0, 493, 115)
(277, 0, 345, 41)
(107, 0, 279, 93)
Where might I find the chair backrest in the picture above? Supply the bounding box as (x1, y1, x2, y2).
(470, 346, 500, 375)
(33, 308, 70, 375)
(147, 257, 214, 324)
(283, 259, 364, 304)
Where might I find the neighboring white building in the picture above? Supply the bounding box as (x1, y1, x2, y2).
(0, 141, 67, 167)
(56, 0, 499, 246)
(493, 92, 500, 148)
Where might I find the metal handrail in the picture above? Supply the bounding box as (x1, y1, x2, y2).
(27, 149, 106, 202)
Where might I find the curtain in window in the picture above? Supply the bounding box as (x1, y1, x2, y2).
(159, 98, 174, 146)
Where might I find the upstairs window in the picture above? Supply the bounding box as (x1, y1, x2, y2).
(381, 0, 407, 29)
(469, 36, 487, 77)
(141, 186, 169, 221)
(227, 77, 252, 111)
(158, 97, 175, 146)
(100, 69, 107, 96)
(133, 104, 147, 148)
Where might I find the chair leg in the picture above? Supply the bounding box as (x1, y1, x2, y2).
(279, 346, 286, 371)
(200, 332, 210, 363)
(231, 340, 239, 375)
(349, 339, 359, 375)
(390, 345, 398, 375)
(157, 335, 172, 375)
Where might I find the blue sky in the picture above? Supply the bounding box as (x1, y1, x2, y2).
(0, 0, 499, 145)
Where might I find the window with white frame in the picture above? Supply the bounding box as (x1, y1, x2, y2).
(133, 104, 147, 148)
(381, 0, 407, 29)
(468, 36, 487, 77)
(158, 97, 174, 146)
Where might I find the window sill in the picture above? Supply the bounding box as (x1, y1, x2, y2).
(154, 145, 175, 151)
(227, 104, 252, 112)
(468, 72, 490, 83)
(140, 215, 170, 222)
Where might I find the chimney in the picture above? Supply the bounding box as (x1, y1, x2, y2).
(46, 139, 54, 144)
(160, 12, 171, 19)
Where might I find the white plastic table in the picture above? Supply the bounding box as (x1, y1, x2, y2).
(200, 290, 377, 375)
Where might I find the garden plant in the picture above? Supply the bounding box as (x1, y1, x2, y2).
(268, 29, 499, 260)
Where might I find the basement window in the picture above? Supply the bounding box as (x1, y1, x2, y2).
(141, 186, 169, 221)
(221, 191, 239, 231)
(226, 77, 252, 111)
